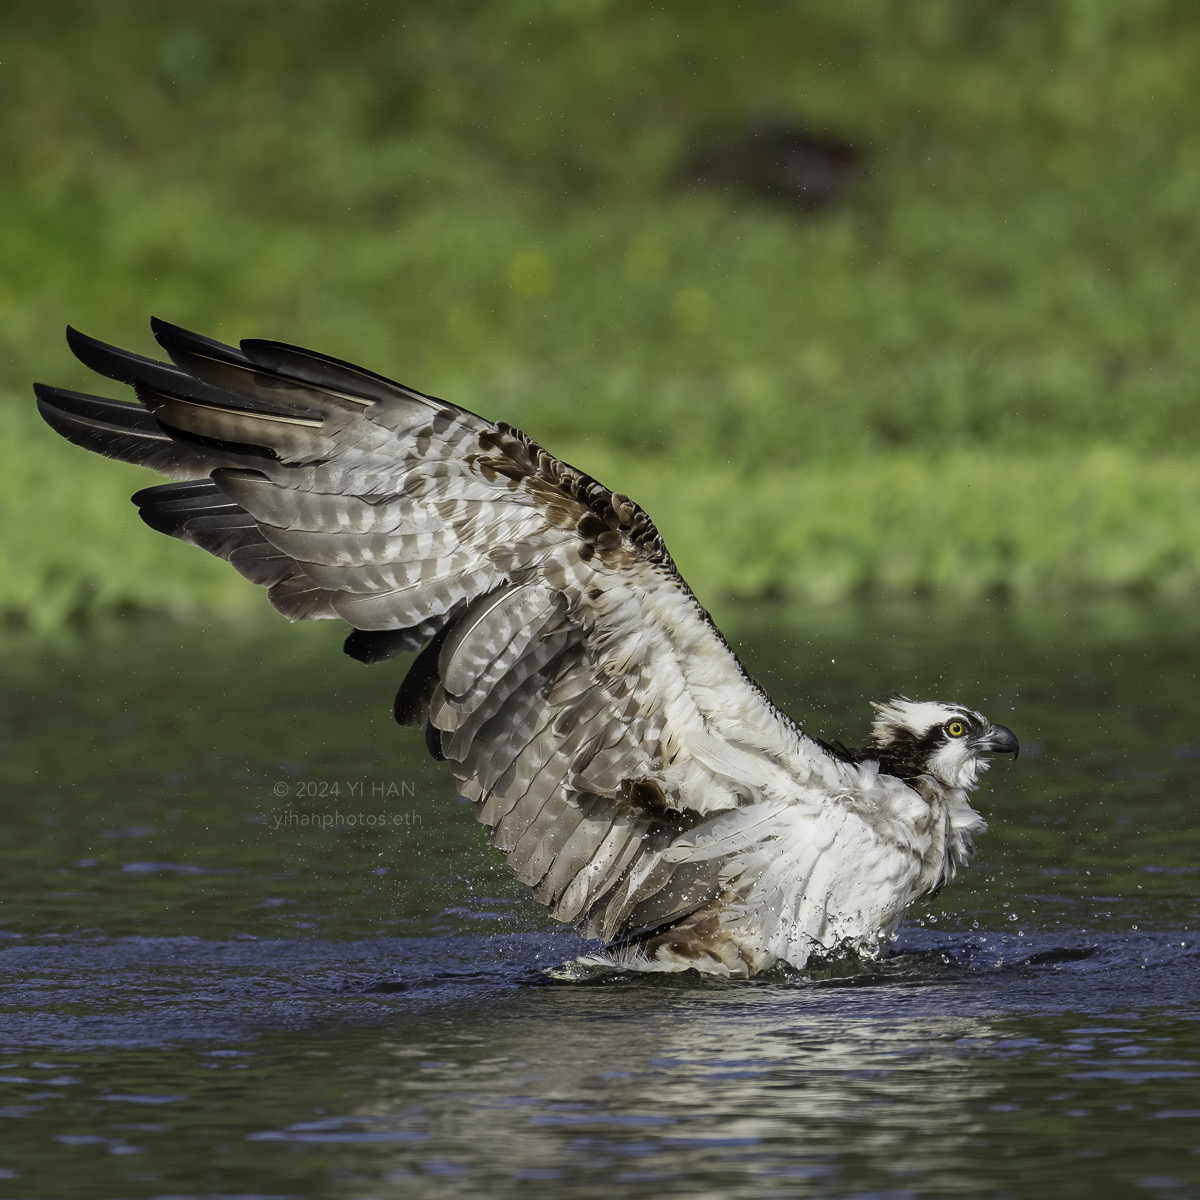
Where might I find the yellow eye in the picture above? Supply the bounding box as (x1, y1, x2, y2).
(947, 721, 966, 738)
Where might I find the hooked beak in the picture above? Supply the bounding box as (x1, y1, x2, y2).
(978, 723, 1019, 760)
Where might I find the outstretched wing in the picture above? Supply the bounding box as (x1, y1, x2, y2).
(36, 320, 860, 951)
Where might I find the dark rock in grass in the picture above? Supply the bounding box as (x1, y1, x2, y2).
(677, 118, 864, 213)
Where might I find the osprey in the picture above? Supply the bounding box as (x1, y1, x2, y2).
(35, 321, 1018, 978)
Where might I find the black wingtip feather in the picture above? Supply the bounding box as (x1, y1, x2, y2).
(34, 383, 159, 435)
(132, 480, 242, 537)
(66, 325, 173, 387)
(131, 480, 221, 507)
(32, 382, 217, 475)
(150, 317, 254, 367)
(69, 325, 317, 420)
(345, 628, 417, 666)
(240, 337, 451, 409)
(425, 722, 447, 762)
(391, 627, 453, 723)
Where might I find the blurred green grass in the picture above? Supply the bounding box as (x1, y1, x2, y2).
(3, 0, 1199, 624)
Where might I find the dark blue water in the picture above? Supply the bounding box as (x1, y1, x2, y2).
(1, 601, 1198, 1197)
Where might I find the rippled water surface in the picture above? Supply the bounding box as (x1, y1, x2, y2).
(1, 600, 1198, 1198)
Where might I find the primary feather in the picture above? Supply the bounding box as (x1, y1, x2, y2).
(34, 320, 1016, 977)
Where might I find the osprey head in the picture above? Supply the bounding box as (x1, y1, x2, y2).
(867, 697, 1019, 789)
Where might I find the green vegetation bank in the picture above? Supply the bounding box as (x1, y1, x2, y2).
(2, 1, 1198, 626)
